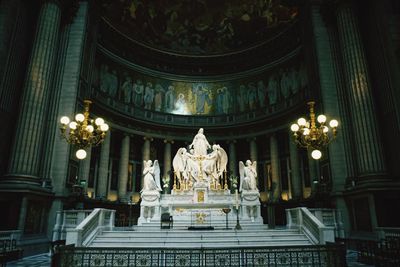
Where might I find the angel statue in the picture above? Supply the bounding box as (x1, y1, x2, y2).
(239, 160, 258, 192)
(204, 144, 228, 180)
(141, 160, 162, 192)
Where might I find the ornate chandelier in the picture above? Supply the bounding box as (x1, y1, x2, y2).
(59, 100, 109, 159)
(290, 101, 339, 160)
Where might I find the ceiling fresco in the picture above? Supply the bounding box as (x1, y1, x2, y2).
(100, 0, 299, 55)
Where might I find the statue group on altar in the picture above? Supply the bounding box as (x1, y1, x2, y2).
(172, 128, 228, 190)
(139, 128, 262, 224)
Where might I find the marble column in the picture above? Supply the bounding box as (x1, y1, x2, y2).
(6, 0, 61, 183)
(141, 137, 152, 187)
(308, 155, 318, 194)
(227, 140, 237, 177)
(97, 132, 111, 199)
(78, 147, 92, 193)
(249, 138, 258, 162)
(288, 135, 302, 199)
(163, 139, 173, 193)
(270, 134, 281, 201)
(336, 1, 386, 180)
(118, 135, 130, 202)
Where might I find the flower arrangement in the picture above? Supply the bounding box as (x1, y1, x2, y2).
(162, 176, 170, 189)
(229, 175, 238, 189)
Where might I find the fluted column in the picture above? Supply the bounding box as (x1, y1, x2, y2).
(141, 137, 152, 187)
(249, 138, 258, 162)
(118, 135, 130, 201)
(6, 1, 61, 183)
(97, 132, 111, 199)
(289, 135, 302, 199)
(336, 1, 386, 179)
(270, 134, 281, 201)
(227, 140, 237, 177)
(163, 139, 173, 193)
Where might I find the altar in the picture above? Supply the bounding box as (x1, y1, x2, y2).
(138, 128, 263, 227)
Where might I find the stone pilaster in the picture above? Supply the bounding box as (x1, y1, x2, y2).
(6, 1, 61, 184)
(336, 1, 387, 180)
(118, 135, 130, 202)
(97, 132, 111, 199)
(270, 134, 280, 201)
(288, 135, 302, 199)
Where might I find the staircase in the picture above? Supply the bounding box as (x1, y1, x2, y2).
(89, 224, 312, 248)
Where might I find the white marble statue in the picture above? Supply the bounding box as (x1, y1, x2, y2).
(239, 160, 258, 192)
(142, 160, 162, 192)
(172, 129, 227, 189)
(189, 128, 211, 156)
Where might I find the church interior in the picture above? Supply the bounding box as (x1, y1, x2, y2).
(0, 0, 399, 266)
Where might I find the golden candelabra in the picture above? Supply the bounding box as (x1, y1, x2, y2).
(60, 100, 109, 159)
(290, 101, 339, 160)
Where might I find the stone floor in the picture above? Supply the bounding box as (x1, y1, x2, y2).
(5, 250, 376, 266)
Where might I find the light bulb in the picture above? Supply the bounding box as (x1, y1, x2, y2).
(75, 113, 85, 122)
(69, 121, 77, 130)
(95, 118, 104, 126)
(297, 118, 307, 126)
(317, 114, 327, 123)
(329, 119, 339, 128)
(86, 125, 94, 133)
(323, 126, 329, 133)
(100, 123, 109, 132)
(311, 149, 322, 160)
(303, 128, 310, 135)
(76, 149, 87, 160)
(290, 124, 299, 132)
(60, 116, 70, 125)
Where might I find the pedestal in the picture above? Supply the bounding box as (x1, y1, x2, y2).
(138, 191, 160, 225)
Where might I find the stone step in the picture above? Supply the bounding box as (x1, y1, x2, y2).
(90, 240, 312, 248)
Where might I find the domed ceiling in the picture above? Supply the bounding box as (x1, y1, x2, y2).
(100, 0, 299, 55)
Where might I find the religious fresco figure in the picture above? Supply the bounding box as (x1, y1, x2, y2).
(144, 82, 155, 109)
(222, 86, 231, 114)
(108, 70, 118, 97)
(280, 68, 290, 99)
(133, 79, 144, 107)
(237, 85, 247, 112)
(99, 64, 110, 93)
(154, 83, 165, 111)
(216, 87, 225, 114)
(164, 85, 175, 112)
(121, 76, 133, 104)
(248, 82, 257, 110)
(290, 67, 300, 95)
(173, 93, 189, 115)
(193, 85, 211, 114)
(267, 74, 278, 105)
(257, 80, 267, 107)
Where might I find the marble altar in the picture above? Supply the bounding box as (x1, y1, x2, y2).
(138, 128, 263, 226)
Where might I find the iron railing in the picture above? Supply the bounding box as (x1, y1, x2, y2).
(52, 244, 346, 267)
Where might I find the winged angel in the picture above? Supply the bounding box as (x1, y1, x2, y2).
(239, 160, 258, 192)
(141, 160, 162, 192)
(172, 145, 228, 185)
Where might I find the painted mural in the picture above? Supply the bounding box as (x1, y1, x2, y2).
(93, 57, 308, 116)
(100, 0, 299, 55)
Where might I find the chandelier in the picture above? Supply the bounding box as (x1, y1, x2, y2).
(290, 101, 339, 160)
(59, 100, 109, 159)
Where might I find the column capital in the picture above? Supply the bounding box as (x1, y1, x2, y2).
(164, 139, 174, 144)
(143, 136, 153, 142)
(226, 139, 237, 145)
(246, 137, 257, 142)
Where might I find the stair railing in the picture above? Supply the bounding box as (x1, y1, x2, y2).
(65, 208, 116, 247)
(286, 207, 335, 244)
